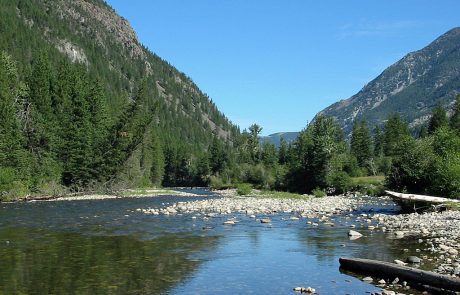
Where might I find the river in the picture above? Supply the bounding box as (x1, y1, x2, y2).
(0, 190, 427, 294)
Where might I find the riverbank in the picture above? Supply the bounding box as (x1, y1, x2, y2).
(2, 188, 205, 203)
(374, 210, 460, 277)
(141, 191, 460, 280)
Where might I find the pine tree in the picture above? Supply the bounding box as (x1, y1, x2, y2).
(383, 113, 410, 156)
(87, 79, 110, 179)
(278, 138, 289, 165)
(428, 103, 448, 134)
(261, 142, 277, 167)
(418, 125, 428, 138)
(60, 68, 92, 187)
(209, 135, 228, 174)
(149, 128, 164, 186)
(0, 52, 26, 171)
(248, 124, 262, 164)
(350, 119, 372, 168)
(373, 126, 383, 157)
(0, 52, 30, 198)
(21, 52, 68, 190)
(450, 94, 460, 133)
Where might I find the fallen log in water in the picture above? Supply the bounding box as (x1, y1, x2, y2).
(339, 257, 460, 291)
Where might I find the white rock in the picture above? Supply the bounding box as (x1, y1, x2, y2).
(348, 230, 363, 237)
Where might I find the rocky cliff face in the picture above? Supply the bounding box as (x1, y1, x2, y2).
(317, 27, 460, 135)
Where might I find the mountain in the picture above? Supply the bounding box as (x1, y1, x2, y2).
(1, 0, 238, 145)
(0, 0, 240, 190)
(317, 27, 460, 135)
(259, 132, 300, 147)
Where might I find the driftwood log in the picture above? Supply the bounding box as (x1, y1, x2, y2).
(339, 257, 460, 291)
(385, 190, 460, 204)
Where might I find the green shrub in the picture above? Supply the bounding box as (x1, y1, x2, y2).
(328, 171, 352, 194)
(209, 175, 224, 190)
(312, 187, 326, 198)
(236, 183, 252, 195)
(35, 179, 66, 197)
(0, 168, 29, 201)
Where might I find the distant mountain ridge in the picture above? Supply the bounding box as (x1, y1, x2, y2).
(317, 27, 460, 135)
(259, 132, 300, 147)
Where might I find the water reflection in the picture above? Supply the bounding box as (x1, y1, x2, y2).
(0, 227, 219, 295)
(0, 194, 431, 294)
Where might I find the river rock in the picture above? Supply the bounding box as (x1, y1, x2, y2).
(394, 260, 407, 266)
(382, 290, 396, 295)
(223, 220, 235, 225)
(362, 276, 373, 282)
(406, 256, 421, 264)
(394, 231, 404, 238)
(348, 230, 363, 237)
(260, 218, 271, 224)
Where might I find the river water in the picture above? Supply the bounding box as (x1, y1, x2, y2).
(0, 190, 426, 294)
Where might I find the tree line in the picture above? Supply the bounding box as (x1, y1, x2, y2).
(1, 48, 459, 200)
(202, 97, 460, 199)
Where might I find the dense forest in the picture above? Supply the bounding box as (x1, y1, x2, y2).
(3, 49, 459, 200)
(0, 0, 459, 201)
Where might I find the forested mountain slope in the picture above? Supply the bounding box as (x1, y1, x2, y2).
(317, 28, 460, 135)
(0, 0, 239, 195)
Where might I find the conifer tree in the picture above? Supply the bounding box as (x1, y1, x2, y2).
(149, 128, 164, 186)
(450, 94, 460, 133)
(209, 135, 228, 174)
(0, 52, 26, 172)
(350, 119, 372, 168)
(373, 126, 383, 157)
(248, 124, 262, 164)
(428, 103, 448, 134)
(87, 79, 110, 179)
(261, 142, 277, 167)
(383, 113, 410, 156)
(278, 138, 289, 165)
(60, 68, 92, 186)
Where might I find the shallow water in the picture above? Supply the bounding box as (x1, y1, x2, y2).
(0, 191, 426, 294)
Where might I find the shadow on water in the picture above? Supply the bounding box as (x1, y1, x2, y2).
(0, 227, 219, 295)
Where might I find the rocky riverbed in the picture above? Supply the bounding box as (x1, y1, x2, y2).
(138, 190, 460, 287)
(374, 210, 460, 277)
(26, 189, 204, 202)
(138, 191, 364, 218)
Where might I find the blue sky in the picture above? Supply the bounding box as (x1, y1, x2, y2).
(106, 0, 460, 135)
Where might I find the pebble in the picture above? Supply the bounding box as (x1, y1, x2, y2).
(394, 231, 405, 238)
(260, 218, 271, 224)
(141, 193, 359, 219)
(374, 209, 460, 276)
(348, 230, 363, 237)
(406, 256, 421, 264)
